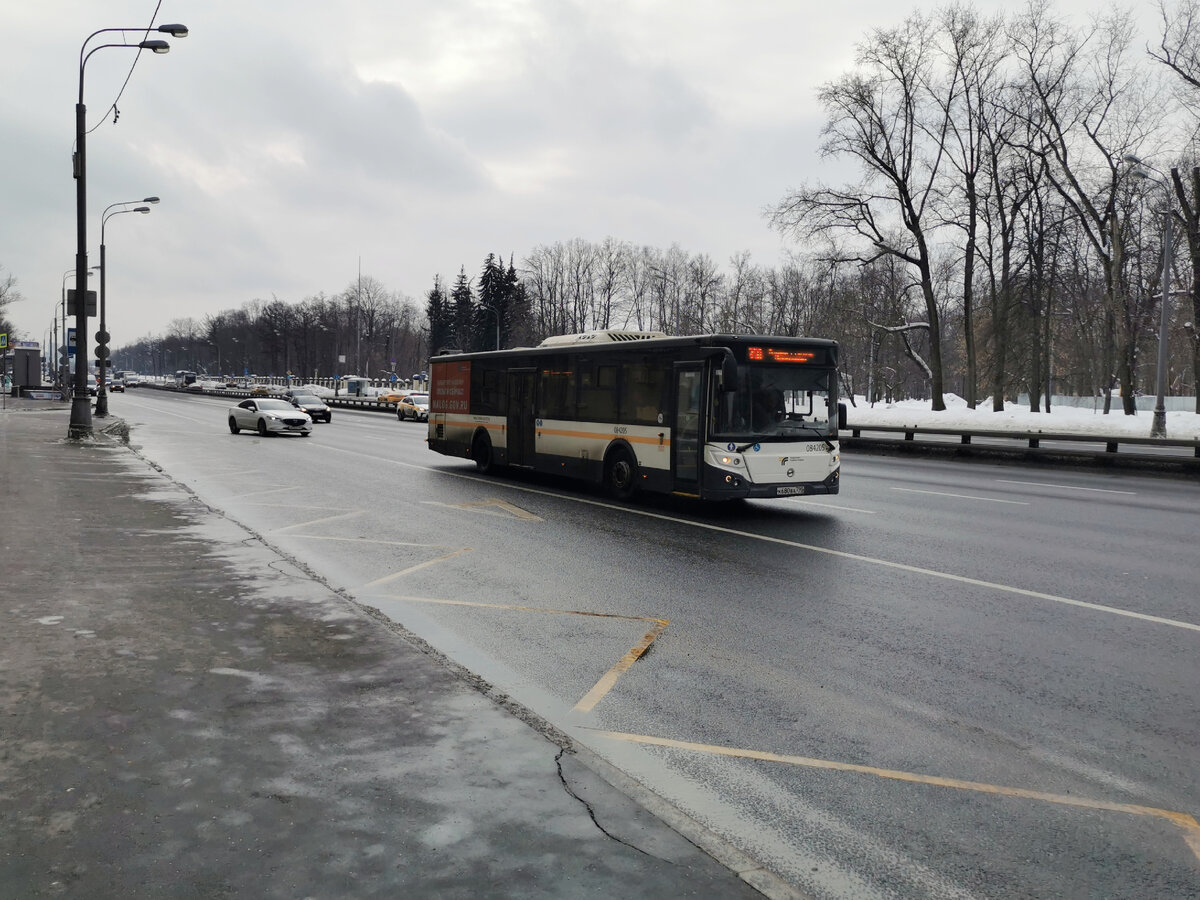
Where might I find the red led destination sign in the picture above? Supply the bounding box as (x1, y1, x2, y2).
(747, 346, 815, 363)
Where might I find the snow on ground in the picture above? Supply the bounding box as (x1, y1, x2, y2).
(845, 395, 1200, 439)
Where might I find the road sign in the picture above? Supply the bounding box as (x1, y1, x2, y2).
(66, 289, 97, 317)
(67, 328, 77, 356)
(0, 333, 7, 350)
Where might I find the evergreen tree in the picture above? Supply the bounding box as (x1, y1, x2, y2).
(425, 276, 452, 355)
(450, 267, 474, 352)
(476, 253, 506, 351)
(504, 255, 531, 346)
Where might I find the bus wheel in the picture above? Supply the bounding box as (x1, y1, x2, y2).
(606, 447, 638, 500)
(472, 432, 495, 473)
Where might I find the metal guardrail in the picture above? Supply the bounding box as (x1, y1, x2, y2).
(143, 382, 1198, 472)
(842, 422, 1200, 472)
(143, 382, 402, 413)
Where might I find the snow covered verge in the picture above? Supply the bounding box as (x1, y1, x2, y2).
(844, 395, 1200, 440)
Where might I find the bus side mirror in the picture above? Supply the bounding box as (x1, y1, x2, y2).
(837, 402, 847, 430)
(720, 350, 737, 392)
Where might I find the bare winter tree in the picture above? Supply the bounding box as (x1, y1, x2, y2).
(1010, 1, 1163, 414)
(0, 265, 24, 339)
(928, 3, 1009, 408)
(770, 12, 953, 410)
(1150, 0, 1200, 412)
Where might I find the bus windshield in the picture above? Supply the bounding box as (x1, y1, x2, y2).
(712, 365, 835, 440)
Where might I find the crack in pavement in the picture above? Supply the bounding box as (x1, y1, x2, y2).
(556, 747, 655, 858)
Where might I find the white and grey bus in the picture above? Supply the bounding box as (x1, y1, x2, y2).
(427, 331, 845, 501)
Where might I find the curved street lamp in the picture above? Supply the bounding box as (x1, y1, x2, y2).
(69, 24, 187, 437)
(94, 200, 155, 416)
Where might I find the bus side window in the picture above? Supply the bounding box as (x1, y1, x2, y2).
(579, 363, 618, 421)
(621, 362, 666, 426)
(538, 358, 576, 419)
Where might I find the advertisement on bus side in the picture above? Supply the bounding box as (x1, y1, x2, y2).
(431, 361, 470, 414)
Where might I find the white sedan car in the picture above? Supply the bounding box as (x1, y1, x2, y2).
(228, 398, 313, 437)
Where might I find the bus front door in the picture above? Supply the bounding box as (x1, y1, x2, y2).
(672, 365, 703, 493)
(506, 370, 536, 466)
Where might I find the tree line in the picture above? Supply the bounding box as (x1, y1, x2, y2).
(92, 1, 1200, 413)
(771, 0, 1200, 414)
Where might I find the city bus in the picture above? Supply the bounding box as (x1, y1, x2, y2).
(427, 331, 845, 501)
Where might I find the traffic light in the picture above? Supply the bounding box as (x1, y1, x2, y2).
(95, 330, 109, 368)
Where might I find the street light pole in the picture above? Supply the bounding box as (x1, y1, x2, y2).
(69, 24, 186, 438)
(1151, 195, 1174, 437)
(95, 199, 155, 416)
(1123, 154, 1177, 438)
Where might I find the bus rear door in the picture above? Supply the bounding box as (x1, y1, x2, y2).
(506, 369, 536, 467)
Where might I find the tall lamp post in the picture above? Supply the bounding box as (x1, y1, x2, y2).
(95, 198, 156, 416)
(69, 23, 187, 438)
(1124, 154, 1176, 438)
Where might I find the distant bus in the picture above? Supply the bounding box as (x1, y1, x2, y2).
(174, 370, 197, 388)
(427, 331, 845, 501)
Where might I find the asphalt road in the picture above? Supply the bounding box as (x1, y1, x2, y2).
(114, 389, 1200, 899)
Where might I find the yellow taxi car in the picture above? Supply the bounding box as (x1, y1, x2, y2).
(377, 388, 410, 405)
(397, 392, 430, 422)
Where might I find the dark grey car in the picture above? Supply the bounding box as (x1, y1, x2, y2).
(285, 391, 332, 423)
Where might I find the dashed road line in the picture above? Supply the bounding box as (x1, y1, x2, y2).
(893, 487, 1029, 505)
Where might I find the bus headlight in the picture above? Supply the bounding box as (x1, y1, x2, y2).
(719, 455, 742, 466)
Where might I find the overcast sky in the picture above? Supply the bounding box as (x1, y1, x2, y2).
(1, 0, 1155, 352)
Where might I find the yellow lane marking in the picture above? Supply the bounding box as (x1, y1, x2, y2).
(236, 486, 297, 499)
(315, 443, 1200, 634)
(589, 730, 1200, 863)
(362, 549, 474, 587)
(271, 510, 364, 533)
(242, 503, 353, 511)
(573, 620, 669, 712)
(423, 498, 543, 520)
(282, 535, 460, 548)
(369, 595, 667, 712)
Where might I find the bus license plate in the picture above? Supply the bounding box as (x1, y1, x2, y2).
(777, 486, 805, 496)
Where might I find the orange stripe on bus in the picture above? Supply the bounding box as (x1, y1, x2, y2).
(538, 428, 669, 447)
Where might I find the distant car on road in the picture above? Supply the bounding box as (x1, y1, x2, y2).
(109, 376, 125, 393)
(249, 384, 272, 397)
(228, 398, 312, 437)
(377, 387, 410, 405)
(285, 390, 332, 423)
(397, 392, 430, 422)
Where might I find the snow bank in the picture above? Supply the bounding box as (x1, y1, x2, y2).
(845, 394, 1200, 439)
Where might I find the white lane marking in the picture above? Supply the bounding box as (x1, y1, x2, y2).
(785, 499, 877, 514)
(893, 487, 1029, 506)
(150, 426, 1199, 635)
(996, 479, 1137, 495)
